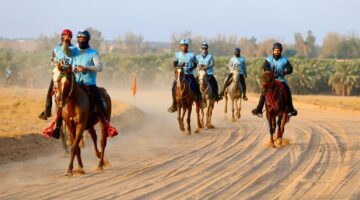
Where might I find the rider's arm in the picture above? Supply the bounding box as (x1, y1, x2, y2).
(86, 52, 104, 72)
(284, 60, 293, 75)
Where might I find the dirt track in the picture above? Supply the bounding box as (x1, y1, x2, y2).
(0, 90, 360, 199)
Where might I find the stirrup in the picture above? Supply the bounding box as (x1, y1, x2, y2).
(107, 125, 118, 137)
(243, 96, 248, 101)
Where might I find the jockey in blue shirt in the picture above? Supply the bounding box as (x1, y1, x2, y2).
(167, 39, 204, 113)
(251, 43, 298, 117)
(39, 29, 79, 122)
(74, 30, 115, 133)
(196, 43, 221, 101)
(219, 48, 248, 100)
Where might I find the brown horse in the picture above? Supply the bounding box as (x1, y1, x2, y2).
(262, 70, 289, 147)
(198, 70, 215, 129)
(175, 68, 201, 135)
(52, 66, 113, 176)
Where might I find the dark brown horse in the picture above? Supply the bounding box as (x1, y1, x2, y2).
(175, 67, 201, 135)
(262, 70, 289, 147)
(52, 66, 113, 176)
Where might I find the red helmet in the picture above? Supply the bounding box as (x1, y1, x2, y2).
(61, 29, 73, 38)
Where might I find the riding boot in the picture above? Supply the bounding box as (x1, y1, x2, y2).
(251, 94, 265, 117)
(219, 73, 232, 98)
(282, 82, 298, 116)
(168, 80, 177, 113)
(239, 74, 248, 101)
(39, 79, 53, 120)
(52, 116, 62, 139)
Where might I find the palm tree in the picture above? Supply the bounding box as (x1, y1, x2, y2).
(328, 62, 360, 96)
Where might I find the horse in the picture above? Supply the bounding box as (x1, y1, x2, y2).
(198, 70, 216, 129)
(224, 70, 243, 122)
(175, 67, 202, 135)
(262, 70, 289, 147)
(52, 65, 113, 176)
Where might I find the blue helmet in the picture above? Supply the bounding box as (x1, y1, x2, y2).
(180, 39, 189, 45)
(201, 43, 208, 49)
(77, 30, 91, 40)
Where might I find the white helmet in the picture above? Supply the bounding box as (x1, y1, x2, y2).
(180, 39, 189, 45)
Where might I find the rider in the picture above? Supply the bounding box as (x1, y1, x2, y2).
(167, 39, 203, 113)
(39, 29, 78, 122)
(74, 30, 115, 135)
(196, 43, 221, 101)
(219, 48, 248, 100)
(251, 42, 298, 117)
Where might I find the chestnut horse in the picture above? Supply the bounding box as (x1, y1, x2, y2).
(176, 67, 202, 135)
(52, 66, 113, 176)
(262, 70, 289, 147)
(224, 70, 243, 122)
(198, 70, 216, 129)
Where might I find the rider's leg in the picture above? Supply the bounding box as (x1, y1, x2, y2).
(251, 94, 265, 116)
(39, 79, 53, 120)
(208, 75, 219, 100)
(282, 82, 297, 116)
(239, 74, 248, 100)
(52, 115, 62, 139)
(88, 85, 109, 125)
(219, 73, 233, 97)
(167, 80, 177, 113)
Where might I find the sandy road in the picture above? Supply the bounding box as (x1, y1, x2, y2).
(0, 90, 360, 200)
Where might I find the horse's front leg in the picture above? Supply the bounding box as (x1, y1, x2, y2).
(200, 101, 205, 128)
(224, 92, 228, 114)
(177, 103, 185, 131)
(195, 102, 201, 133)
(206, 101, 215, 129)
(88, 126, 101, 159)
(268, 116, 276, 148)
(186, 107, 192, 135)
(65, 124, 85, 176)
(237, 99, 242, 118)
(97, 122, 108, 171)
(277, 113, 287, 146)
(231, 99, 236, 122)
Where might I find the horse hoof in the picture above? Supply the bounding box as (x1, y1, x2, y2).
(76, 168, 85, 174)
(232, 119, 236, 123)
(95, 166, 103, 172)
(64, 170, 73, 176)
(206, 124, 215, 129)
(194, 129, 200, 134)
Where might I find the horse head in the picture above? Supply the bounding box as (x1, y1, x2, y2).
(261, 70, 275, 93)
(52, 62, 74, 108)
(198, 70, 208, 91)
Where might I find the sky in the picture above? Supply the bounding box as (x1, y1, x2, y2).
(0, 0, 359, 44)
